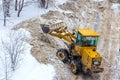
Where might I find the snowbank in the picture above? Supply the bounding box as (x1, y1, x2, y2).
(12, 43, 55, 80)
(0, 28, 55, 80)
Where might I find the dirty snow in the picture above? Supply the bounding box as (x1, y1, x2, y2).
(93, 0, 105, 2)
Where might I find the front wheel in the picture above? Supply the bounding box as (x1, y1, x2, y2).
(56, 49, 69, 63)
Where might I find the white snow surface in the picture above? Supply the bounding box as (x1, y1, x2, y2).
(12, 42, 55, 80)
(55, 0, 67, 5)
(0, 3, 50, 28)
(0, 28, 55, 80)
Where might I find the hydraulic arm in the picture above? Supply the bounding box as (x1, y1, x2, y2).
(41, 22, 76, 44)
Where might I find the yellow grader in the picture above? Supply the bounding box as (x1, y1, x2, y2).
(41, 22, 103, 75)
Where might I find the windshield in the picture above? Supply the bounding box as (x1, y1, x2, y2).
(76, 33, 98, 46)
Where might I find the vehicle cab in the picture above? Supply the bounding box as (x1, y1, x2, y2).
(76, 28, 99, 47)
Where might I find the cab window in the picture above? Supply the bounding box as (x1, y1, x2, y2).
(76, 33, 98, 47)
(82, 36, 98, 46)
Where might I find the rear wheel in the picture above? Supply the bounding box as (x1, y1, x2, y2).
(70, 60, 80, 74)
(56, 49, 69, 63)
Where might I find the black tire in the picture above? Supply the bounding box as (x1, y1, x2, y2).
(70, 59, 80, 74)
(56, 49, 69, 63)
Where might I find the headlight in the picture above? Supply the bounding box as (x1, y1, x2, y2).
(92, 59, 101, 66)
(93, 61, 99, 65)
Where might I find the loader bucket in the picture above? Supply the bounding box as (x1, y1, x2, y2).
(40, 24, 50, 33)
(41, 22, 65, 33)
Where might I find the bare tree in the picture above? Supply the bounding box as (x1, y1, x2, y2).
(2, 0, 12, 26)
(1, 30, 26, 71)
(2, 0, 7, 26)
(0, 29, 29, 80)
(2, 0, 11, 17)
(17, 0, 24, 17)
(0, 53, 11, 80)
(0, 48, 12, 80)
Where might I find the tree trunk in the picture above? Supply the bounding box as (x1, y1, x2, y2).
(45, 0, 49, 9)
(17, 0, 24, 17)
(15, 0, 18, 11)
(6, 3, 10, 17)
(5, 53, 8, 80)
(41, 0, 45, 8)
(2, 0, 7, 26)
(6, 0, 11, 17)
(4, 14, 6, 26)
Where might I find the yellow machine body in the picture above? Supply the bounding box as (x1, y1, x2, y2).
(74, 28, 103, 73)
(74, 46, 103, 72)
(41, 22, 103, 74)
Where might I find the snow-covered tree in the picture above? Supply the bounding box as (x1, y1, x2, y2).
(0, 29, 28, 80)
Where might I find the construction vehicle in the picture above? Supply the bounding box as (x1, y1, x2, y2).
(41, 22, 104, 75)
